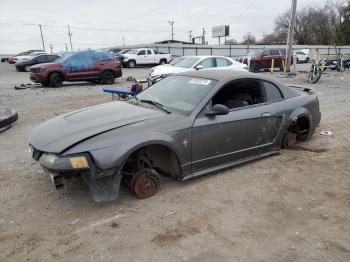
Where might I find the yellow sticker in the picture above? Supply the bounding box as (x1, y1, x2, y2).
(70, 157, 89, 169)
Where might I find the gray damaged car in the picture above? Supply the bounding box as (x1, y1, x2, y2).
(28, 70, 321, 202)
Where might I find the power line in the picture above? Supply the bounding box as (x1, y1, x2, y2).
(229, 0, 258, 24)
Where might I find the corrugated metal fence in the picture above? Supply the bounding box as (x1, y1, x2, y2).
(116, 44, 350, 58)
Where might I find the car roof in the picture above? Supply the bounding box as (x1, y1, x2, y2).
(173, 69, 301, 99)
(181, 55, 230, 59)
(173, 68, 256, 81)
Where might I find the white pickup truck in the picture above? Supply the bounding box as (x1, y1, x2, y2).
(119, 48, 172, 68)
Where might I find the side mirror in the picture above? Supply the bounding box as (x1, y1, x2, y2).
(195, 65, 203, 70)
(205, 104, 229, 116)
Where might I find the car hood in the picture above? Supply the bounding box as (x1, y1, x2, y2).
(151, 65, 189, 77)
(30, 62, 58, 69)
(29, 102, 164, 153)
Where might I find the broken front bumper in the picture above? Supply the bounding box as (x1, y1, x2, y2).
(29, 145, 122, 202)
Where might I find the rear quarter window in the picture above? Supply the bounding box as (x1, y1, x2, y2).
(263, 81, 283, 102)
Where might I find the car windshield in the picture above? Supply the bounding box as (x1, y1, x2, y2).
(55, 53, 74, 63)
(173, 57, 201, 68)
(135, 75, 217, 114)
(247, 50, 262, 56)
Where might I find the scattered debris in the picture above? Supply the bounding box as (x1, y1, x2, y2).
(69, 219, 80, 226)
(320, 131, 333, 136)
(164, 211, 177, 217)
(14, 82, 40, 90)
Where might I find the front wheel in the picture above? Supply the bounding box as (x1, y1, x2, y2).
(24, 65, 31, 72)
(308, 70, 321, 84)
(128, 60, 136, 68)
(101, 71, 115, 85)
(49, 73, 63, 87)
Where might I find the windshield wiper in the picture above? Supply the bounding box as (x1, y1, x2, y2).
(140, 99, 171, 114)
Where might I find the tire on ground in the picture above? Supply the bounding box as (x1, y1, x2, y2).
(49, 73, 63, 87)
(101, 71, 115, 85)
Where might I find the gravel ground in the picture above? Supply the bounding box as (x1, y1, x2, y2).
(0, 62, 349, 262)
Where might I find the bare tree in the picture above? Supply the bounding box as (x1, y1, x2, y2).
(241, 33, 257, 45)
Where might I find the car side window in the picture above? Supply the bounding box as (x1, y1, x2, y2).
(212, 79, 264, 110)
(36, 56, 47, 62)
(216, 58, 232, 67)
(263, 81, 283, 102)
(198, 58, 215, 68)
(262, 50, 269, 56)
(270, 49, 280, 56)
(147, 50, 152, 55)
(137, 50, 146, 55)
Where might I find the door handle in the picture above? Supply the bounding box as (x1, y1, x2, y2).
(99, 63, 105, 65)
(261, 112, 271, 117)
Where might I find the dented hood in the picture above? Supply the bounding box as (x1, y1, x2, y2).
(29, 101, 163, 153)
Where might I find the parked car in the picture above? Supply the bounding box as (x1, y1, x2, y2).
(15, 54, 60, 72)
(8, 50, 44, 64)
(114, 49, 132, 61)
(29, 51, 122, 87)
(148, 56, 248, 85)
(243, 49, 286, 72)
(28, 69, 321, 202)
(13, 51, 47, 63)
(119, 48, 172, 68)
(293, 49, 310, 63)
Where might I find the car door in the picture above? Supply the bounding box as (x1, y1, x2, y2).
(270, 49, 282, 67)
(261, 50, 271, 68)
(136, 49, 147, 64)
(191, 79, 283, 171)
(145, 49, 154, 64)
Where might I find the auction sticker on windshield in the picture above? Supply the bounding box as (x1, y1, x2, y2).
(188, 79, 211, 85)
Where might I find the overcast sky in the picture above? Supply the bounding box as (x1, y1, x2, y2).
(0, 0, 326, 54)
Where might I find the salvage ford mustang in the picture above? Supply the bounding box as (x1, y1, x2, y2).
(28, 70, 321, 202)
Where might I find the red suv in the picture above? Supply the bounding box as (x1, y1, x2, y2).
(245, 48, 287, 72)
(30, 51, 122, 87)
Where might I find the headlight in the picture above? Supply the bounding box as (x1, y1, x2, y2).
(39, 153, 90, 170)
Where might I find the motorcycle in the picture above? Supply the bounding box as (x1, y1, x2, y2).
(308, 60, 322, 84)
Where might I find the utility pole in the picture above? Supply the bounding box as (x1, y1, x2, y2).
(50, 44, 53, 54)
(286, 0, 297, 72)
(189, 30, 192, 43)
(122, 37, 125, 47)
(65, 43, 68, 51)
(38, 24, 45, 51)
(202, 28, 206, 45)
(168, 21, 175, 40)
(67, 24, 73, 51)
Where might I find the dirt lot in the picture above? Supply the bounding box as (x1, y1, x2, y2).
(0, 62, 349, 262)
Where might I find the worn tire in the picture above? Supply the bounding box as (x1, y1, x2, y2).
(128, 60, 136, 68)
(101, 71, 115, 85)
(49, 73, 63, 87)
